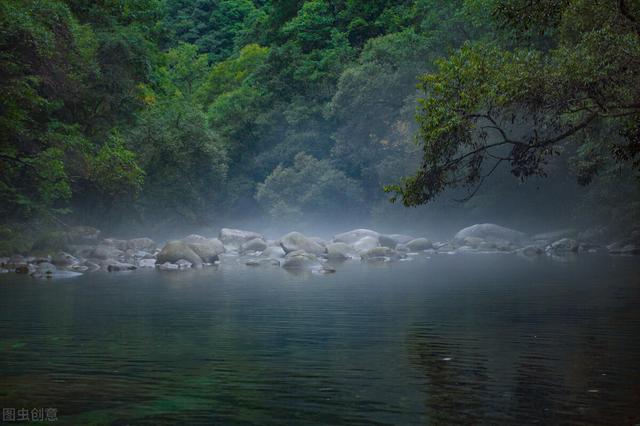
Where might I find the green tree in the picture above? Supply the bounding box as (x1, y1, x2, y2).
(388, 0, 640, 206)
(256, 152, 365, 221)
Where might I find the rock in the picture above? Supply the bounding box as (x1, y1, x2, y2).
(353, 236, 379, 252)
(314, 266, 336, 274)
(532, 229, 577, 242)
(386, 234, 416, 245)
(378, 235, 398, 249)
(461, 237, 485, 248)
(187, 238, 225, 263)
(280, 232, 326, 256)
(52, 252, 79, 267)
(36, 262, 56, 274)
(91, 245, 124, 260)
(102, 238, 128, 250)
(158, 262, 179, 271)
(157, 240, 203, 267)
(107, 261, 137, 272)
(138, 258, 156, 268)
(127, 237, 156, 251)
(333, 229, 380, 245)
(33, 270, 82, 279)
(607, 241, 640, 255)
(406, 238, 433, 251)
(241, 238, 268, 253)
(435, 242, 456, 253)
(260, 246, 286, 259)
(360, 247, 397, 261)
(453, 223, 527, 245)
(519, 245, 544, 257)
(309, 237, 329, 247)
(281, 250, 320, 269)
(326, 242, 358, 260)
(15, 263, 36, 274)
(176, 259, 193, 269)
(219, 228, 264, 249)
(245, 258, 279, 267)
(548, 238, 579, 253)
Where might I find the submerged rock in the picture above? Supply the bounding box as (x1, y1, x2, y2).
(280, 232, 326, 256)
(333, 229, 380, 245)
(157, 241, 203, 267)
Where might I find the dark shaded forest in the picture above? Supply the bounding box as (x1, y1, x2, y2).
(1, 0, 638, 251)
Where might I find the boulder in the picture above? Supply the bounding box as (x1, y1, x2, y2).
(36, 262, 57, 274)
(333, 229, 380, 245)
(241, 238, 268, 253)
(453, 223, 527, 245)
(378, 235, 398, 249)
(280, 232, 326, 256)
(219, 228, 264, 249)
(102, 238, 128, 250)
(353, 236, 379, 252)
(138, 258, 156, 268)
(157, 262, 179, 271)
(281, 250, 320, 269)
(406, 238, 433, 251)
(176, 259, 193, 269)
(385, 234, 416, 245)
(187, 238, 225, 263)
(91, 245, 124, 260)
(52, 252, 79, 267)
(519, 245, 544, 257)
(261, 246, 286, 259)
(127, 237, 156, 251)
(532, 229, 577, 242)
(107, 261, 137, 272)
(548, 238, 579, 253)
(309, 237, 329, 247)
(607, 241, 640, 255)
(360, 247, 397, 261)
(326, 242, 358, 260)
(461, 237, 485, 248)
(157, 240, 203, 267)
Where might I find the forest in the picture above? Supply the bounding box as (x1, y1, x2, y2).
(1, 0, 639, 252)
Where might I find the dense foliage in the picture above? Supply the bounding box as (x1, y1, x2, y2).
(1, 0, 638, 240)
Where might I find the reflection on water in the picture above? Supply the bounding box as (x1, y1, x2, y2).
(0, 254, 639, 425)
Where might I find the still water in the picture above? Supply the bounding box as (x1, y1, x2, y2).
(1, 254, 639, 425)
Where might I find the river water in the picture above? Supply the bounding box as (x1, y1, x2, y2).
(1, 253, 639, 425)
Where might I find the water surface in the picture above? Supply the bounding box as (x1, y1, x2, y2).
(1, 254, 639, 425)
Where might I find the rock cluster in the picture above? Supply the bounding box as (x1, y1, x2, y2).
(2, 223, 638, 279)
